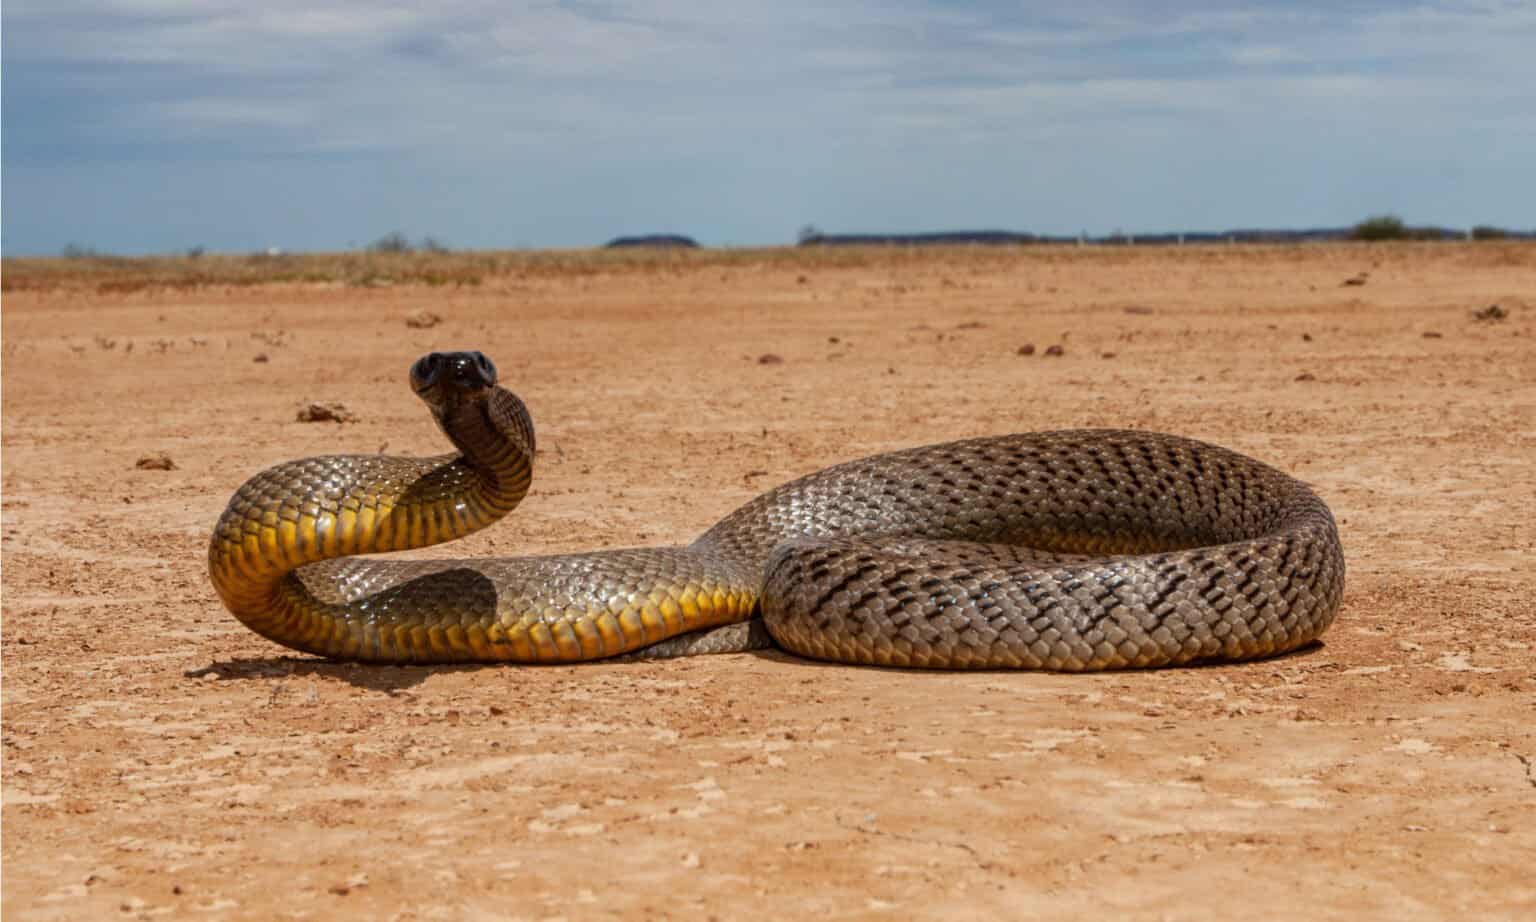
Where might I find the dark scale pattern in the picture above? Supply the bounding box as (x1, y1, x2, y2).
(701, 429, 1342, 669)
(210, 377, 1344, 667)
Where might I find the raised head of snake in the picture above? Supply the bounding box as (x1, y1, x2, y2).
(209, 350, 1344, 669)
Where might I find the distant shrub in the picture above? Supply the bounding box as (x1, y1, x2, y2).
(186, 246, 206, 259)
(369, 231, 412, 253)
(1471, 225, 1510, 240)
(62, 243, 100, 259)
(418, 236, 450, 254)
(1351, 215, 1407, 240)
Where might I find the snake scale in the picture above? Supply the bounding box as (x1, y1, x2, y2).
(209, 351, 1344, 669)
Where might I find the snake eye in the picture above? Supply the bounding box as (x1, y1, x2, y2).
(411, 352, 444, 391)
(471, 352, 497, 385)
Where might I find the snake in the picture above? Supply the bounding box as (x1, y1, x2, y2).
(208, 350, 1345, 669)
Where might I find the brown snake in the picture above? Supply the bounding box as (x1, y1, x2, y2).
(209, 351, 1345, 668)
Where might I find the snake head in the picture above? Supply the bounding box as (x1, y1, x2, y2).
(411, 351, 499, 410)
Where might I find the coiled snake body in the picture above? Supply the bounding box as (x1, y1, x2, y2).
(209, 351, 1344, 669)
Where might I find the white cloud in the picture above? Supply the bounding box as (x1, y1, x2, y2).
(5, 0, 1534, 252)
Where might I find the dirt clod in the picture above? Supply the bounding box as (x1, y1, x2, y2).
(405, 310, 443, 329)
(757, 353, 784, 365)
(296, 402, 357, 423)
(134, 453, 176, 470)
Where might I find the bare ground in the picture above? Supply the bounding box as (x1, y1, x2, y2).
(3, 243, 1534, 920)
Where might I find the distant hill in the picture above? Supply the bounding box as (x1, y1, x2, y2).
(798, 226, 1534, 246)
(799, 230, 1045, 246)
(604, 234, 700, 249)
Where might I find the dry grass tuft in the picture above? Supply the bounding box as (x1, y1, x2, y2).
(4, 241, 1532, 294)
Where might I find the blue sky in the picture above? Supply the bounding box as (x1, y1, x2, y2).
(3, 1, 1533, 255)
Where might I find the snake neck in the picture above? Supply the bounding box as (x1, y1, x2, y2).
(207, 386, 536, 650)
(432, 386, 537, 500)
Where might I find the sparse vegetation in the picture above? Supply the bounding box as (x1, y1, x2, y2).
(1471, 225, 1510, 240)
(368, 232, 451, 254)
(4, 236, 1531, 295)
(1349, 215, 1468, 241)
(1351, 215, 1408, 240)
(369, 231, 413, 253)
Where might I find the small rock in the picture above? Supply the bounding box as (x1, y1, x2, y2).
(1044, 344, 1065, 357)
(1295, 372, 1316, 382)
(1123, 305, 1155, 315)
(796, 275, 809, 284)
(1341, 274, 1368, 287)
(297, 402, 358, 424)
(1100, 352, 1117, 359)
(1422, 331, 1443, 339)
(252, 353, 270, 363)
(955, 321, 986, 330)
(405, 310, 443, 329)
(681, 852, 701, 869)
(1017, 344, 1036, 356)
(135, 453, 176, 471)
(1472, 304, 1507, 321)
(1302, 333, 1313, 342)
(757, 354, 784, 365)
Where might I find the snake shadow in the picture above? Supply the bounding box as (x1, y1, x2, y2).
(184, 657, 488, 693)
(183, 638, 1329, 691)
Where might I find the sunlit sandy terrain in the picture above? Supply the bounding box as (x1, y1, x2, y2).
(3, 243, 1533, 919)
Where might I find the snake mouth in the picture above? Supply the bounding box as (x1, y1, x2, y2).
(411, 351, 499, 407)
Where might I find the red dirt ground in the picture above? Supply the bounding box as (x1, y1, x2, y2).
(3, 243, 1534, 920)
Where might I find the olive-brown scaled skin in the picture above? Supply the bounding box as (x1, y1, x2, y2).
(209, 353, 1343, 667)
